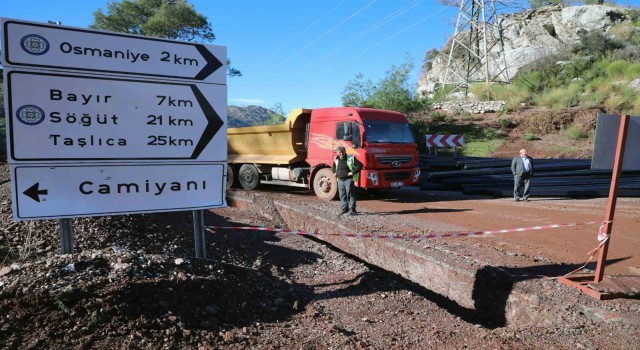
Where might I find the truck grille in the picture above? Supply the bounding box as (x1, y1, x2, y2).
(383, 172, 411, 181)
(375, 155, 413, 166)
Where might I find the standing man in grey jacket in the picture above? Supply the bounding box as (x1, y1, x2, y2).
(511, 148, 534, 201)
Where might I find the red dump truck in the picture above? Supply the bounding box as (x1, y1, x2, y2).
(227, 107, 421, 200)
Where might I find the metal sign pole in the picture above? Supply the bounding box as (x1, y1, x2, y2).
(192, 210, 206, 259)
(594, 114, 630, 282)
(556, 114, 634, 300)
(59, 218, 74, 254)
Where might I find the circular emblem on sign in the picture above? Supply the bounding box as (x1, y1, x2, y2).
(20, 34, 50, 55)
(16, 105, 46, 125)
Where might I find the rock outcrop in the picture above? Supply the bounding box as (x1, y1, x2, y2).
(227, 105, 273, 127)
(417, 5, 632, 96)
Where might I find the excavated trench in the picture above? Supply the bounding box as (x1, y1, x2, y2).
(224, 190, 624, 329)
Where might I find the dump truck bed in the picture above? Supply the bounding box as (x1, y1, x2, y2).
(227, 108, 311, 165)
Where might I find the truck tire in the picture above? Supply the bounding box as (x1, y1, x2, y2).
(226, 165, 236, 189)
(313, 168, 338, 201)
(238, 164, 260, 190)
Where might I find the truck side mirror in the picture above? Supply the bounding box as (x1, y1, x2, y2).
(343, 123, 352, 140)
(352, 122, 361, 149)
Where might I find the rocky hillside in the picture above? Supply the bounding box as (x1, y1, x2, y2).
(227, 105, 272, 128)
(418, 4, 635, 96)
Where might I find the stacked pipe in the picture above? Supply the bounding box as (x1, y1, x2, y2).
(419, 156, 640, 197)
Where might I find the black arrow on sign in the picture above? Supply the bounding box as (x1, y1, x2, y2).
(190, 85, 225, 159)
(23, 183, 48, 202)
(195, 44, 224, 80)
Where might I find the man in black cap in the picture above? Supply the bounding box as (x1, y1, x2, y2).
(333, 146, 363, 215)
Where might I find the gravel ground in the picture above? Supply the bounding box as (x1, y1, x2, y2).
(1, 162, 639, 349)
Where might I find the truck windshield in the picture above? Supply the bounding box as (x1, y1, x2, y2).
(363, 120, 414, 143)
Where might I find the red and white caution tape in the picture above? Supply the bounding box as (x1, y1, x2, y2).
(597, 220, 613, 242)
(206, 221, 598, 241)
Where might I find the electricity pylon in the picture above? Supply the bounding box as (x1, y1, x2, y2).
(442, 0, 511, 96)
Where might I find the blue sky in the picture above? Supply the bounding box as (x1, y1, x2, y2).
(2, 0, 640, 113)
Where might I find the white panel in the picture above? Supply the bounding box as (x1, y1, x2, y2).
(2, 18, 226, 84)
(5, 70, 227, 162)
(11, 163, 226, 220)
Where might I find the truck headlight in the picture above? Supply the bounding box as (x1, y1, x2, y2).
(413, 168, 421, 183)
(366, 171, 379, 186)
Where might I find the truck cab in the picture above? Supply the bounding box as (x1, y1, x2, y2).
(306, 107, 420, 199)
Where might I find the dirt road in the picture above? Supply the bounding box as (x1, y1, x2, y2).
(354, 190, 640, 276)
(2, 161, 639, 348)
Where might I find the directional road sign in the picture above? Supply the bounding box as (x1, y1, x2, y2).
(2, 18, 226, 84)
(11, 163, 226, 220)
(425, 134, 464, 148)
(5, 69, 227, 162)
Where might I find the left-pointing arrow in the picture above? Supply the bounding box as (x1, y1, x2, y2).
(23, 183, 48, 202)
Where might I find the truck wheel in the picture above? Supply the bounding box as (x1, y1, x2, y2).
(313, 168, 338, 201)
(226, 165, 236, 189)
(238, 164, 260, 190)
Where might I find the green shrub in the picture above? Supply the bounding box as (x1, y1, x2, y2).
(525, 133, 540, 141)
(468, 83, 509, 101)
(613, 46, 640, 62)
(480, 127, 505, 139)
(624, 62, 640, 78)
(563, 58, 593, 81)
(534, 83, 581, 109)
(572, 29, 624, 58)
(467, 82, 529, 111)
(431, 86, 457, 103)
(579, 91, 607, 109)
(610, 22, 636, 42)
(429, 111, 448, 122)
(604, 94, 629, 113)
(632, 94, 640, 115)
(606, 60, 630, 78)
(408, 117, 430, 153)
(564, 125, 587, 140)
(499, 117, 515, 129)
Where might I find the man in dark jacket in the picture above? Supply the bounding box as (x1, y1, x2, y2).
(511, 148, 534, 201)
(333, 146, 363, 215)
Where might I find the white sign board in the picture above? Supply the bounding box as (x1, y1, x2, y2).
(2, 18, 226, 84)
(5, 69, 227, 162)
(11, 163, 226, 220)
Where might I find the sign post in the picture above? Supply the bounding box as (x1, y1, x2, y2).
(59, 218, 74, 254)
(192, 210, 206, 259)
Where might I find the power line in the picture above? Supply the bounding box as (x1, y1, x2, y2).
(268, 0, 349, 59)
(331, 6, 449, 71)
(265, 0, 378, 75)
(303, 0, 426, 70)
